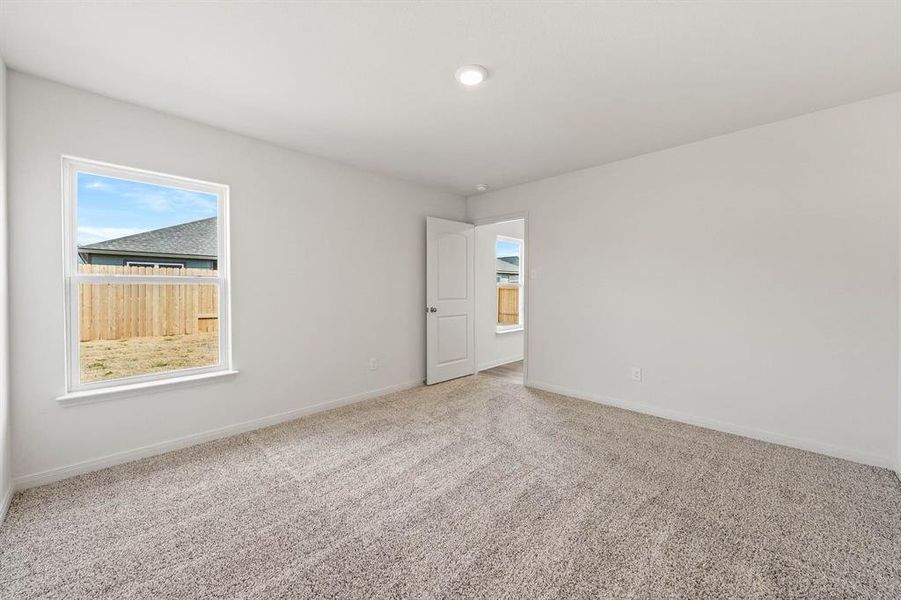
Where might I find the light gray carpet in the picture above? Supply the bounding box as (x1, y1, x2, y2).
(1, 375, 900, 599)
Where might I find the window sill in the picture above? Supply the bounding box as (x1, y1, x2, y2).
(57, 369, 239, 407)
(496, 326, 523, 335)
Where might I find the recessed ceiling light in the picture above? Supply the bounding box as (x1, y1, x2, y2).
(455, 64, 488, 87)
(475, 184, 490, 192)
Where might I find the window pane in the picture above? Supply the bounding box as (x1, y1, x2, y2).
(495, 239, 520, 283)
(496, 238, 522, 326)
(78, 282, 219, 383)
(497, 286, 520, 326)
(76, 172, 218, 275)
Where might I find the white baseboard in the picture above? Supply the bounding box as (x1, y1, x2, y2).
(477, 355, 524, 372)
(527, 380, 894, 470)
(13, 378, 423, 491)
(0, 484, 12, 523)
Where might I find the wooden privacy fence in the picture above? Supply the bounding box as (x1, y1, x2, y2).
(497, 285, 520, 325)
(78, 265, 218, 342)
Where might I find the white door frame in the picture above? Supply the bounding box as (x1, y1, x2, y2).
(472, 212, 530, 386)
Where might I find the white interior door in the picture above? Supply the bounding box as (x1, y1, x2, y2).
(426, 217, 475, 385)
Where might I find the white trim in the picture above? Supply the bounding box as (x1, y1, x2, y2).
(471, 211, 529, 227)
(61, 155, 232, 394)
(527, 380, 895, 469)
(125, 261, 186, 269)
(477, 355, 524, 372)
(19, 378, 423, 491)
(896, 87, 900, 487)
(57, 369, 239, 406)
(0, 485, 12, 523)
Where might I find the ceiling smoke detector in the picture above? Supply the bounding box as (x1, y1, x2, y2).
(455, 64, 488, 87)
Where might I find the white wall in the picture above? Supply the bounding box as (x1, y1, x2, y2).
(0, 58, 11, 514)
(468, 93, 901, 468)
(475, 219, 524, 370)
(8, 72, 465, 486)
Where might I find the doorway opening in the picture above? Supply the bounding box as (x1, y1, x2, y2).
(475, 218, 526, 385)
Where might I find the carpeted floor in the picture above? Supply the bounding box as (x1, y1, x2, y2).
(1, 375, 900, 599)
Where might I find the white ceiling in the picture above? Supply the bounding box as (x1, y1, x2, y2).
(1, 1, 899, 195)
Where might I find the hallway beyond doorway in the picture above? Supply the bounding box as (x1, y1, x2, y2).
(480, 360, 523, 384)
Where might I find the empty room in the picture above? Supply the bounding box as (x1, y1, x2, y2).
(0, 1, 899, 598)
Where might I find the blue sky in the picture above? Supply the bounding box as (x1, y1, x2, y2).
(496, 239, 520, 258)
(77, 173, 218, 245)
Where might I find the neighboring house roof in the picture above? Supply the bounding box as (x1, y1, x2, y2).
(79, 217, 217, 258)
(497, 256, 519, 273)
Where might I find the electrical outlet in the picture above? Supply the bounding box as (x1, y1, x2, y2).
(369, 358, 378, 371)
(631, 367, 642, 382)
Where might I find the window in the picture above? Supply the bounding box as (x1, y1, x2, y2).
(125, 261, 185, 269)
(62, 157, 231, 393)
(496, 236, 523, 332)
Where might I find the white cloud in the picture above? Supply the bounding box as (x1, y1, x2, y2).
(77, 226, 146, 245)
(125, 188, 217, 214)
(84, 180, 114, 191)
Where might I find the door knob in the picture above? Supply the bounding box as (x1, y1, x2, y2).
(428, 306, 438, 313)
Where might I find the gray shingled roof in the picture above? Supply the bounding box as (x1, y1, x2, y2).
(497, 256, 519, 273)
(79, 217, 217, 258)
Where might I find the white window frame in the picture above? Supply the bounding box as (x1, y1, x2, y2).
(496, 235, 524, 333)
(62, 156, 232, 395)
(125, 261, 186, 269)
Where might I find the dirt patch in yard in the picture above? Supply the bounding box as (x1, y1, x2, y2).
(80, 332, 219, 383)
